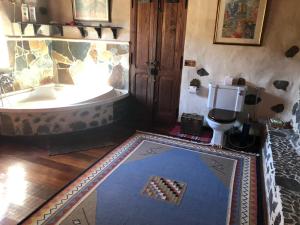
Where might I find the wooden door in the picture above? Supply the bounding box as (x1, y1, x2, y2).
(130, 0, 187, 124)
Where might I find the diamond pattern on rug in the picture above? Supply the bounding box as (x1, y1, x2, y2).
(142, 176, 187, 205)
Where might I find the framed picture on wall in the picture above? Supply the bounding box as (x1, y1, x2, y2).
(72, 0, 111, 22)
(214, 0, 268, 46)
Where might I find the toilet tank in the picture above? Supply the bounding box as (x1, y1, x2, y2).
(207, 83, 246, 112)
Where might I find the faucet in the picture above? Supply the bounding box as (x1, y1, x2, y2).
(0, 70, 14, 107)
(0, 71, 14, 93)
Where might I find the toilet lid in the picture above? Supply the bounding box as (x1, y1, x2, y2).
(208, 109, 237, 124)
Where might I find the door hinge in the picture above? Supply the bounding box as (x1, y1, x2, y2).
(185, 0, 189, 9)
(180, 56, 184, 69)
(130, 52, 133, 65)
(158, 0, 162, 11)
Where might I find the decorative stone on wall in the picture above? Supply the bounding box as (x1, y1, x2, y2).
(7, 40, 54, 91)
(0, 101, 116, 136)
(285, 46, 299, 58)
(273, 81, 289, 91)
(6, 39, 129, 93)
(197, 68, 209, 77)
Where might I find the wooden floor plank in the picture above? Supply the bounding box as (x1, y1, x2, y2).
(0, 217, 17, 225)
(0, 124, 135, 224)
(0, 147, 111, 224)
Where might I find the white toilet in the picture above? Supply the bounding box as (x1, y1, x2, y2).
(206, 83, 246, 146)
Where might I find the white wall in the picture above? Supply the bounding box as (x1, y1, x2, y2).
(179, 0, 300, 121)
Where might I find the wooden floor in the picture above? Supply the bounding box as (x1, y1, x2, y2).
(0, 122, 264, 225)
(0, 126, 136, 225)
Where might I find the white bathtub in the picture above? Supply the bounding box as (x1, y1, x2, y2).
(0, 84, 129, 136)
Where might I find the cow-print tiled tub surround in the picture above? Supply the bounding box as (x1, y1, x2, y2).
(0, 90, 129, 136)
(263, 125, 300, 225)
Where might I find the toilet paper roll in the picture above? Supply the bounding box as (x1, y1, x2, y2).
(189, 86, 198, 94)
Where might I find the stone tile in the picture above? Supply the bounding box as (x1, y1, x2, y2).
(273, 80, 289, 91)
(271, 104, 285, 113)
(69, 42, 91, 61)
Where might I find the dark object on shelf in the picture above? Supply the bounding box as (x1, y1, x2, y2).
(285, 46, 299, 58)
(17, 22, 122, 39)
(32, 24, 41, 34)
(20, 22, 64, 36)
(95, 27, 102, 38)
(197, 68, 209, 77)
(110, 27, 120, 39)
(181, 113, 204, 136)
(39, 7, 48, 15)
(78, 26, 88, 38)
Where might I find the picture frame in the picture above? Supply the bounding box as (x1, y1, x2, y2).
(214, 0, 268, 46)
(72, 0, 111, 22)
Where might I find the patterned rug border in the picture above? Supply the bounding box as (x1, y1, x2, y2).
(139, 131, 259, 157)
(21, 131, 257, 225)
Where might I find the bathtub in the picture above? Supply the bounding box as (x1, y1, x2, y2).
(0, 84, 129, 136)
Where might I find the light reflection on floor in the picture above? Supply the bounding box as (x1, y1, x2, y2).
(0, 164, 27, 219)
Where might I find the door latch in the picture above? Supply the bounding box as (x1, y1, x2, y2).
(147, 60, 160, 76)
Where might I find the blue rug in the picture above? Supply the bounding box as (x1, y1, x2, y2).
(22, 132, 257, 225)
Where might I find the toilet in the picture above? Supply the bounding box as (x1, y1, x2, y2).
(206, 83, 246, 146)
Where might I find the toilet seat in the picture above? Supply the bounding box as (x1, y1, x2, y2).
(208, 109, 237, 124)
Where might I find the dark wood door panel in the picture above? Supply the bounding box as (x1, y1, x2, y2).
(159, 1, 179, 70)
(130, 0, 158, 110)
(135, 3, 152, 67)
(157, 77, 174, 112)
(154, 0, 187, 123)
(130, 0, 187, 124)
(155, 76, 181, 122)
(134, 73, 150, 104)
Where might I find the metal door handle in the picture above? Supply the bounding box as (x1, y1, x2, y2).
(147, 60, 160, 76)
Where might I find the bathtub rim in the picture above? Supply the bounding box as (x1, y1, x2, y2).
(0, 85, 129, 113)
